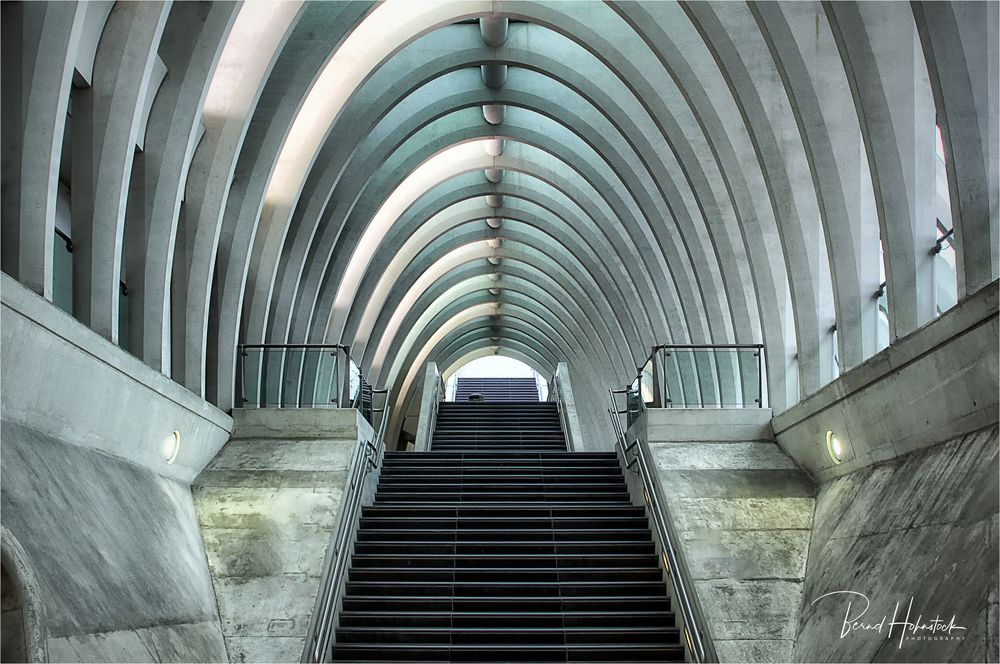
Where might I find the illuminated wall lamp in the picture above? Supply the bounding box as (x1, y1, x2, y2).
(825, 430, 844, 464)
(162, 431, 181, 464)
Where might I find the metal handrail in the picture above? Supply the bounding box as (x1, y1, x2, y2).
(305, 401, 390, 663)
(239, 343, 349, 350)
(238, 343, 357, 409)
(632, 343, 765, 409)
(607, 389, 716, 663)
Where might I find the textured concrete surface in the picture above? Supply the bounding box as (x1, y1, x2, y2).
(548, 362, 585, 451)
(794, 425, 999, 663)
(0, 274, 232, 482)
(644, 408, 774, 443)
(645, 412, 816, 663)
(2, 523, 49, 663)
(0, 421, 227, 661)
(774, 284, 998, 481)
(47, 620, 227, 663)
(193, 409, 371, 662)
(413, 362, 443, 451)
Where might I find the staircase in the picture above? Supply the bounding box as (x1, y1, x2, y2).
(331, 402, 684, 662)
(432, 402, 565, 452)
(453, 376, 540, 401)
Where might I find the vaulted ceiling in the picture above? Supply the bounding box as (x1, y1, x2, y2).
(2, 0, 997, 440)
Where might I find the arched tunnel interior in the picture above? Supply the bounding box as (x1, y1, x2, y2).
(1, 1, 997, 663)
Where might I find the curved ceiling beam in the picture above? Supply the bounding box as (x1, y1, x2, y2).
(343, 195, 644, 366)
(357, 237, 624, 384)
(357, 255, 632, 382)
(377, 259, 604, 392)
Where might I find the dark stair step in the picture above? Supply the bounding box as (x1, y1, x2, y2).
(332, 643, 685, 662)
(338, 610, 674, 628)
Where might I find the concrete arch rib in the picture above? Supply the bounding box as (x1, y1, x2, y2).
(292, 142, 668, 366)
(70, 1, 170, 343)
(0, 1, 82, 300)
(260, 38, 756, 360)
(822, 2, 938, 342)
(385, 305, 577, 439)
(121, 1, 239, 372)
(357, 255, 628, 388)
(203, 1, 373, 403)
(610, 1, 798, 408)
(172, 0, 306, 395)
(375, 253, 612, 392)
(680, 2, 835, 395)
(748, 2, 881, 371)
(910, 1, 1000, 297)
(355, 231, 625, 385)
(301, 139, 680, 345)
(223, 5, 760, 410)
(303, 166, 653, 369)
(340, 192, 645, 364)
(258, 14, 788, 400)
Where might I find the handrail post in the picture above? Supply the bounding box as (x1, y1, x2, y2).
(414, 363, 442, 452)
(238, 344, 246, 407)
(757, 347, 764, 408)
(338, 346, 351, 408)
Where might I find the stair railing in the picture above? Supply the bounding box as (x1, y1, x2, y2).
(607, 389, 717, 663)
(303, 400, 391, 663)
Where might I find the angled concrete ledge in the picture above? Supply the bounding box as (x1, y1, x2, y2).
(230, 407, 369, 441)
(548, 362, 585, 451)
(773, 281, 998, 482)
(0, 273, 232, 483)
(631, 407, 775, 443)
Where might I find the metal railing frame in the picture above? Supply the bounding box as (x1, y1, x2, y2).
(238, 343, 356, 410)
(632, 343, 765, 409)
(608, 389, 717, 663)
(302, 399, 391, 663)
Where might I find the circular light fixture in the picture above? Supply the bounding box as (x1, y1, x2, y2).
(162, 431, 181, 464)
(826, 430, 844, 464)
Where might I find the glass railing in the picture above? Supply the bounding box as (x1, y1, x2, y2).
(629, 344, 764, 411)
(239, 344, 363, 410)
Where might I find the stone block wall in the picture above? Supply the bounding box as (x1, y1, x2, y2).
(650, 439, 816, 663)
(193, 409, 372, 662)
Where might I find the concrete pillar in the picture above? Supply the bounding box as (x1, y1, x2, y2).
(122, 2, 238, 372)
(0, 2, 82, 300)
(825, 2, 938, 341)
(70, 1, 170, 343)
(912, 1, 1000, 297)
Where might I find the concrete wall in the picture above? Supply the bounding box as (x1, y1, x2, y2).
(773, 282, 998, 482)
(1, 273, 233, 483)
(632, 409, 816, 663)
(547, 362, 584, 451)
(1, 422, 228, 663)
(794, 425, 999, 662)
(1, 272, 240, 662)
(193, 409, 372, 663)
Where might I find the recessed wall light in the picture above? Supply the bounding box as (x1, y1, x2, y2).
(826, 430, 844, 464)
(162, 431, 181, 464)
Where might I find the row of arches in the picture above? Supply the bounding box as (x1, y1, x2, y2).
(2, 1, 996, 442)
